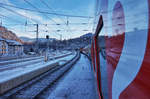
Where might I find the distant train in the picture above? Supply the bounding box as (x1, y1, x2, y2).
(90, 0, 150, 99)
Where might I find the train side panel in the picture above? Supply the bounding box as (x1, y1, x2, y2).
(92, 0, 150, 99)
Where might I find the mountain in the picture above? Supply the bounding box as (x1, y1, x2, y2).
(20, 37, 35, 42)
(80, 33, 93, 38)
(0, 26, 23, 44)
(20, 37, 57, 43)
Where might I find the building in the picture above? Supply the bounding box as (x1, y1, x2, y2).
(0, 38, 24, 57)
(0, 37, 8, 56)
(6, 40, 24, 56)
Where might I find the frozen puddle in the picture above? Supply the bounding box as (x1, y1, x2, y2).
(48, 54, 98, 99)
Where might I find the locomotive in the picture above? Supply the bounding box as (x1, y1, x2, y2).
(91, 0, 150, 99)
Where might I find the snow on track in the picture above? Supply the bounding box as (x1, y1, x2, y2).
(0, 51, 72, 65)
(0, 52, 72, 71)
(0, 53, 75, 84)
(0, 56, 43, 64)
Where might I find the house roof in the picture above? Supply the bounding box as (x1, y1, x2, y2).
(6, 40, 22, 46)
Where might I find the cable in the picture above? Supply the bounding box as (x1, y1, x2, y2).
(0, 1, 94, 39)
(23, 0, 69, 32)
(23, 0, 70, 38)
(0, 2, 93, 18)
(23, 0, 56, 23)
(39, 0, 66, 23)
(39, 0, 72, 33)
(39, 0, 71, 27)
(0, 6, 38, 24)
(0, 14, 24, 24)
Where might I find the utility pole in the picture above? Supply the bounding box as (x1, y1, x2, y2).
(45, 35, 49, 62)
(36, 24, 39, 44)
(67, 17, 69, 26)
(36, 24, 39, 53)
(0, 18, 2, 26)
(60, 34, 62, 41)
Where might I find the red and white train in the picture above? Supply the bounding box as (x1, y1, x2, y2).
(91, 0, 150, 99)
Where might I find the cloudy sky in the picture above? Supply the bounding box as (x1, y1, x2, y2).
(0, 0, 95, 39)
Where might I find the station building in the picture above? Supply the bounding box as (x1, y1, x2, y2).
(0, 37, 8, 56)
(0, 37, 24, 57)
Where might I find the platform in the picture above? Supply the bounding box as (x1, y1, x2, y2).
(48, 54, 99, 99)
(0, 53, 75, 94)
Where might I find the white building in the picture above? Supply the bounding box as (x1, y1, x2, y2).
(0, 38, 24, 57)
(6, 40, 24, 56)
(0, 37, 8, 56)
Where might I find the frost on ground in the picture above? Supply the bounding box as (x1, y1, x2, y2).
(0, 53, 75, 83)
(48, 54, 98, 99)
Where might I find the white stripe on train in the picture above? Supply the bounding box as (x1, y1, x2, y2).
(107, 0, 149, 99)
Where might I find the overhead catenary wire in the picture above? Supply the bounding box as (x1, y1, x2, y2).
(23, 0, 71, 38)
(23, 0, 57, 24)
(40, 0, 73, 36)
(23, 0, 70, 33)
(0, 2, 93, 18)
(0, 13, 25, 24)
(0, 13, 144, 31)
(0, 5, 38, 24)
(0, 1, 95, 39)
(39, 0, 67, 24)
(39, 0, 72, 31)
(39, 0, 72, 34)
(24, 0, 73, 35)
(0, 2, 94, 30)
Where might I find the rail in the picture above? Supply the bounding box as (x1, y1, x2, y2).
(0, 51, 80, 99)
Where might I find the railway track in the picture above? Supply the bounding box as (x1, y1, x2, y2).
(0, 56, 44, 66)
(0, 53, 72, 72)
(0, 55, 40, 62)
(0, 52, 80, 99)
(0, 52, 72, 65)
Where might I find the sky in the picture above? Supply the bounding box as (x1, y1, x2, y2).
(0, 0, 95, 39)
